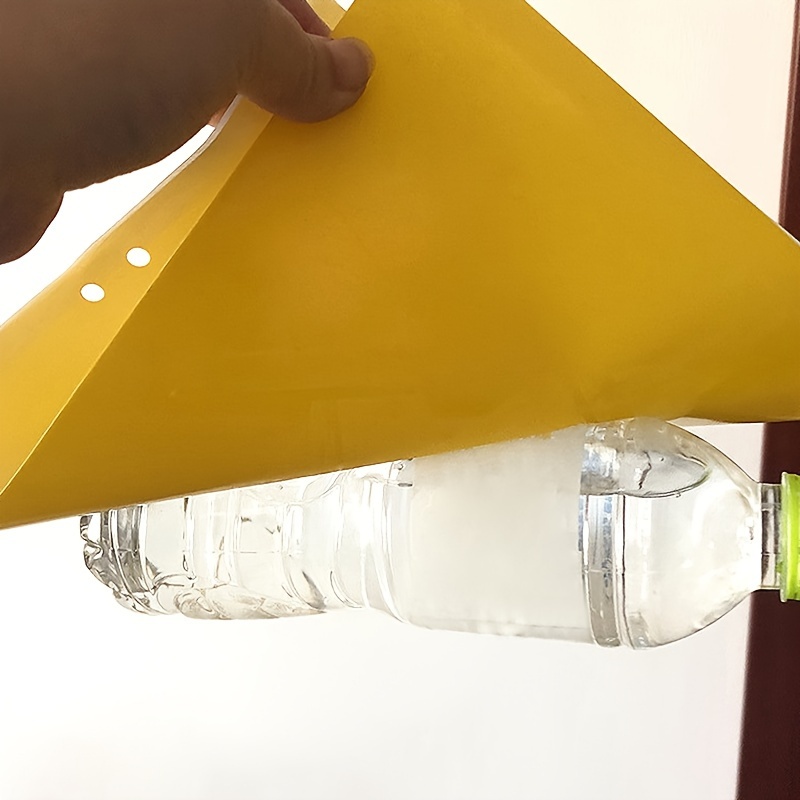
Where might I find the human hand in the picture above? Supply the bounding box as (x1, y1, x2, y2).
(0, 0, 374, 264)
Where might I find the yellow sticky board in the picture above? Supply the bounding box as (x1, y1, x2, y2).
(2, 0, 800, 530)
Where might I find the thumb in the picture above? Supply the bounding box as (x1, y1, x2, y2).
(240, 1, 374, 123)
(0, 180, 63, 266)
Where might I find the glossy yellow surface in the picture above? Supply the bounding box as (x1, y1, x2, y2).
(2, 0, 800, 529)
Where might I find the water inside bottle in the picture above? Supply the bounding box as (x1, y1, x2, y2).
(392, 427, 594, 640)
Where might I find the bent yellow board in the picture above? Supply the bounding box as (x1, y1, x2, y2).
(2, 0, 800, 529)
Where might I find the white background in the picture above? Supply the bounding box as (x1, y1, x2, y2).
(0, 2, 794, 798)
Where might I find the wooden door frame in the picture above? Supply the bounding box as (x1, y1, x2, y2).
(737, 6, 800, 797)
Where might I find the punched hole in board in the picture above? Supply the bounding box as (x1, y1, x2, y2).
(126, 247, 151, 268)
(80, 283, 105, 303)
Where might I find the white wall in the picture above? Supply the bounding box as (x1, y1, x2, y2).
(0, 2, 794, 798)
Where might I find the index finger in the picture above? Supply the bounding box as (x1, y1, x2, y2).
(277, 0, 332, 37)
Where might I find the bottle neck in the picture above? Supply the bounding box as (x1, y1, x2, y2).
(760, 484, 780, 591)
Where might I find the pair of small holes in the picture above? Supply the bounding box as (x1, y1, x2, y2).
(80, 247, 151, 303)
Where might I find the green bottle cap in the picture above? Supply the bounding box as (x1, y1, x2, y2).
(780, 473, 800, 601)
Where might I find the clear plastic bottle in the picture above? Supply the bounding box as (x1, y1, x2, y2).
(81, 419, 800, 648)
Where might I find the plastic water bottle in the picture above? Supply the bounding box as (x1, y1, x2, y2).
(80, 418, 800, 648)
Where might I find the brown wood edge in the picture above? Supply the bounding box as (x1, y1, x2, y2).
(737, 5, 800, 798)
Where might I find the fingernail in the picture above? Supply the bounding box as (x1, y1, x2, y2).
(329, 38, 375, 92)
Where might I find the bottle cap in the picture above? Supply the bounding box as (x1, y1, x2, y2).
(780, 473, 800, 601)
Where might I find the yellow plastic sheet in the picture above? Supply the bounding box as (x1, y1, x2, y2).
(2, 0, 800, 529)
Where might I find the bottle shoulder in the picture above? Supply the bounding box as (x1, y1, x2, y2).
(581, 420, 762, 648)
